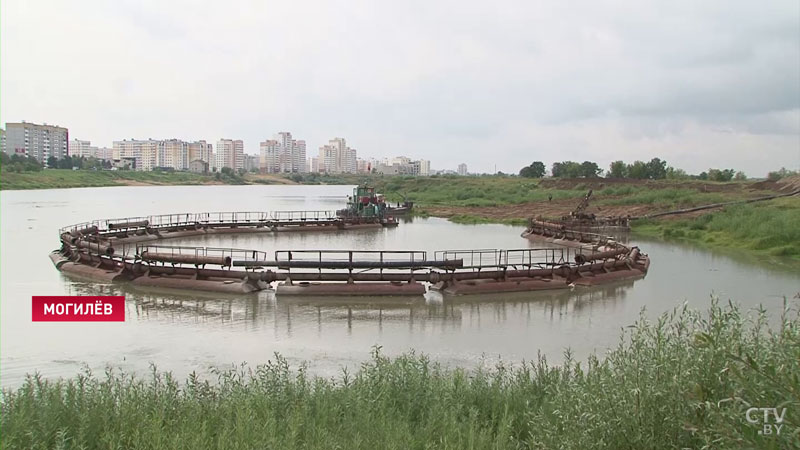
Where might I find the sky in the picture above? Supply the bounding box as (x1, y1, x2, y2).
(1, 0, 799, 176)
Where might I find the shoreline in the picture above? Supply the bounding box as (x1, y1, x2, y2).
(4, 170, 798, 263)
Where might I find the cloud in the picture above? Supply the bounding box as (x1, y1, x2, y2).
(1, 0, 798, 176)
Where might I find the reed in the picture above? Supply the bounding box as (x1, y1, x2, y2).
(3, 301, 798, 449)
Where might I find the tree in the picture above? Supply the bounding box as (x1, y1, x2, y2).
(551, 161, 585, 178)
(665, 167, 689, 180)
(607, 160, 627, 178)
(646, 158, 667, 180)
(733, 171, 747, 181)
(627, 161, 649, 179)
(580, 161, 602, 178)
(707, 168, 735, 182)
(767, 167, 798, 181)
(47, 156, 58, 168)
(519, 161, 546, 178)
(58, 157, 73, 169)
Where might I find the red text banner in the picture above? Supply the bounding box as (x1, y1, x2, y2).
(32, 296, 125, 322)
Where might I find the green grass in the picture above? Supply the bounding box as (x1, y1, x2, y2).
(2, 301, 799, 449)
(0, 169, 234, 190)
(599, 188, 730, 208)
(368, 175, 584, 207)
(446, 214, 528, 226)
(634, 197, 800, 260)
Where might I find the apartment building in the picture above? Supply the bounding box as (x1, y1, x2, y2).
(69, 139, 93, 157)
(112, 139, 158, 171)
(4, 121, 69, 162)
(215, 139, 244, 170)
(419, 159, 431, 176)
(187, 140, 213, 165)
(318, 137, 357, 174)
(69, 139, 114, 161)
(458, 163, 468, 176)
(375, 157, 432, 176)
(260, 132, 307, 173)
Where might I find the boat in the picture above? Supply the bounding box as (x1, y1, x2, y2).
(387, 200, 414, 215)
(336, 185, 399, 226)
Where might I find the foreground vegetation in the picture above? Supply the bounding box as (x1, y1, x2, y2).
(2, 301, 798, 449)
(635, 197, 800, 261)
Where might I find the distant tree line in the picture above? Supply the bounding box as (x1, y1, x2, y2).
(767, 167, 798, 181)
(0, 153, 43, 172)
(518, 157, 755, 182)
(46, 155, 112, 170)
(519, 161, 601, 178)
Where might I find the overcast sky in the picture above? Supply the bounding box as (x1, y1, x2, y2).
(2, 0, 798, 176)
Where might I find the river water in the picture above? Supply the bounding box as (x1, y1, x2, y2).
(1, 185, 798, 388)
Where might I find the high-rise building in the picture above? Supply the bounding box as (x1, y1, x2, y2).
(215, 139, 244, 170)
(69, 139, 93, 157)
(96, 147, 113, 161)
(113, 139, 158, 171)
(69, 139, 114, 161)
(187, 140, 213, 165)
(375, 156, 431, 176)
(390, 156, 411, 166)
(318, 137, 357, 174)
(419, 159, 431, 176)
(157, 139, 188, 170)
(259, 139, 280, 173)
(244, 154, 259, 172)
(4, 121, 69, 162)
(0, 128, 5, 154)
(260, 132, 307, 173)
(458, 163, 468, 176)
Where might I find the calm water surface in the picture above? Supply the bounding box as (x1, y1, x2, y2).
(1, 185, 798, 388)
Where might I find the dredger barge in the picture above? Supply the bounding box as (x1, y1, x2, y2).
(50, 206, 650, 296)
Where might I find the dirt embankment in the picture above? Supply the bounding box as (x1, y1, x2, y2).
(422, 178, 796, 222)
(538, 177, 783, 193)
(422, 199, 662, 222)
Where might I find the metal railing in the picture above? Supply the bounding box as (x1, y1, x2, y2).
(59, 210, 343, 235)
(433, 247, 617, 270)
(274, 250, 428, 272)
(135, 244, 268, 268)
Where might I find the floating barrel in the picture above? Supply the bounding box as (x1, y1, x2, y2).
(574, 247, 628, 265)
(140, 251, 231, 267)
(628, 247, 640, 263)
(76, 240, 115, 256)
(108, 220, 150, 230)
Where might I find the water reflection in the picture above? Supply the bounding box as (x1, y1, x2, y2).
(66, 272, 638, 332)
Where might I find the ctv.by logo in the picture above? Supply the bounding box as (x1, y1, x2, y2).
(746, 407, 787, 436)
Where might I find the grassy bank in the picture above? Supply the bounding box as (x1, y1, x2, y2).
(0, 169, 233, 190)
(374, 175, 585, 207)
(2, 301, 798, 449)
(633, 196, 800, 261)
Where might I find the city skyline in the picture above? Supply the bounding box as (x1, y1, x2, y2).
(2, 1, 798, 176)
